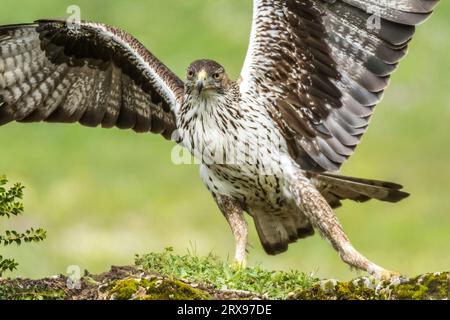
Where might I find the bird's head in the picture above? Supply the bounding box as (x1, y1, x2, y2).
(185, 59, 230, 97)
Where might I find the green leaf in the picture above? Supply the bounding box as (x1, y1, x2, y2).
(0, 175, 47, 277)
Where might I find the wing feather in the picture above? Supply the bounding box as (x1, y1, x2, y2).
(0, 20, 184, 138)
(240, 0, 438, 171)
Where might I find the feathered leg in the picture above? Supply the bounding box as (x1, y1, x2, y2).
(289, 174, 399, 280)
(215, 195, 248, 267)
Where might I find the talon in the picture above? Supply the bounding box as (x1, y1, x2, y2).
(375, 269, 401, 281)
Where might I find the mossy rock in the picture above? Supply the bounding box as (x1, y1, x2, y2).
(109, 277, 212, 300)
(390, 272, 450, 300)
(292, 278, 381, 300)
(1, 263, 448, 300)
(0, 279, 66, 300)
(292, 272, 450, 300)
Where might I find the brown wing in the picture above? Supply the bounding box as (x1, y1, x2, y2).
(240, 0, 439, 171)
(0, 20, 184, 138)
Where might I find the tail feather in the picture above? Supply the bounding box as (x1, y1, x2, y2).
(252, 172, 408, 255)
(253, 212, 289, 255)
(311, 172, 410, 208)
(253, 210, 314, 255)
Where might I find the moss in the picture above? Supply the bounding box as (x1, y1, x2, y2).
(333, 280, 381, 300)
(0, 280, 66, 300)
(141, 278, 211, 300)
(1, 262, 448, 300)
(110, 278, 140, 300)
(293, 278, 383, 300)
(293, 272, 449, 300)
(421, 272, 450, 299)
(106, 271, 450, 300)
(109, 277, 211, 300)
(392, 283, 428, 300)
(391, 272, 450, 300)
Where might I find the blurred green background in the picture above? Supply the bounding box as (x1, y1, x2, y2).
(0, 0, 449, 280)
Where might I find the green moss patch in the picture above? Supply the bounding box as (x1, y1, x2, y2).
(109, 277, 211, 300)
(293, 278, 380, 300)
(390, 272, 450, 300)
(109, 278, 140, 300)
(292, 272, 450, 300)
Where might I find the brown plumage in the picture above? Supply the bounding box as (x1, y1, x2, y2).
(0, 20, 182, 137)
(0, 0, 439, 279)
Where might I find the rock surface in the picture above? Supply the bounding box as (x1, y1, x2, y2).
(1, 266, 448, 300)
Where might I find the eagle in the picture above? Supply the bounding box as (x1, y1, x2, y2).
(0, 0, 439, 279)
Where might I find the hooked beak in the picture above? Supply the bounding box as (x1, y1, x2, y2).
(196, 70, 207, 93)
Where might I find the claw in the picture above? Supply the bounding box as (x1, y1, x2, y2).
(374, 269, 401, 281)
(231, 259, 247, 270)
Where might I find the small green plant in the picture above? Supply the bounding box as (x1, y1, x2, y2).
(0, 175, 46, 277)
(135, 247, 318, 299)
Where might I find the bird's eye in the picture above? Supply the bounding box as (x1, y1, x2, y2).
(187, 71, 194, 79)
(213, 73, 221, 80)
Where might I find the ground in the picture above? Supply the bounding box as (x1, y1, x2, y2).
(0, 249, 448, 300)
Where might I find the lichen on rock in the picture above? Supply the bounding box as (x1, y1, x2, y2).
(0, 259, 448, 300)
(389, 272, 450, 300)
(292, 272, 450, 300)
(0, 278, 66, 300)
(108, 277, 211, 300)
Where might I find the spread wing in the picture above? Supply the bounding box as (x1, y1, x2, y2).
(0, 20, 184, 138)
(240, 0, 438, 171)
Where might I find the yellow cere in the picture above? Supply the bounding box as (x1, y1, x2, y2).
(197, 70, 207, 81)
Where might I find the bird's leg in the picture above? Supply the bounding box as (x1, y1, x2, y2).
(290, 175, 399, 280)
(215, 195, 248, 268)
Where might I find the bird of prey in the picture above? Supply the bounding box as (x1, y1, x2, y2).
(0, 0, 439, 279)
